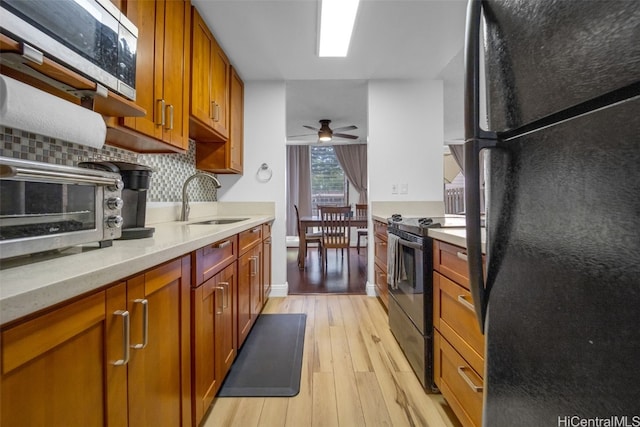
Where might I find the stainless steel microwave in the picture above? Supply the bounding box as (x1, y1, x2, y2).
(0, 157, 124, 260)
(0, 0, 137, 100)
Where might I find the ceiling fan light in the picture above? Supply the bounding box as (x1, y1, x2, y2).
(318, 130, 332, 142)
(318, 0, 360, 57)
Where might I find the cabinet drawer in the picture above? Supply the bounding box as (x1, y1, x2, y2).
(374, 220, 388, 238)
(239, 225, 263, 254)
(374, 237, 388, 269)
(433, 240, 470, 289)
(433, 272, 484, 375)
(194, 235, 238, 285)
(374, 263, 388, 308)
(262, 222, 271, 239)
(434, 332, 483, 427)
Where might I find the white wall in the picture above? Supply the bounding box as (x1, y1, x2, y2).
(368, 79, 444, 202)
(216, 81, 288, 292)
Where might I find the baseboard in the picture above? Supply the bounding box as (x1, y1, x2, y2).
(366, 281, 377, 297)
(268, 282, 289, 297)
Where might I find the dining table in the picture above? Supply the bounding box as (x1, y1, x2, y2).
(298, 215, 368, 269)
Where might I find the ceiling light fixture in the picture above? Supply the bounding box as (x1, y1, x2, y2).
(318, 120, 333, 141)
(318, 0, 360, 57)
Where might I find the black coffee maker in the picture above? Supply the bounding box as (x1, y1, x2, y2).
(79, 161, 154, 239)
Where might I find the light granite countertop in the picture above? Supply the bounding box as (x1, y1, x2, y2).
(0, 209, 274, 326)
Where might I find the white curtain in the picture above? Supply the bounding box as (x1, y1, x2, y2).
(333, 144, 368, 204)
(286, 145, 311, 235)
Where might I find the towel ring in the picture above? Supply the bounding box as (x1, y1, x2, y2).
(256, 163, 273, 182)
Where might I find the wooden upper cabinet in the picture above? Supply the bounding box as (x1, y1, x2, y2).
(196, 66, 244, 174)
(106, 0, 191, 153)
(190, 6, 230, 143)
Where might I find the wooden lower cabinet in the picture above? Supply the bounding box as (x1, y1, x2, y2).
(433, 240, 485, 427)
(127, 257, 192, 427)
(0, 256, 192, 427)
(237, 243, 262, 348)
(373, 220, 389, 308)
(1, 286, 127, 427)
(434, 332, 483, 427)
(192, 261, 236, 425)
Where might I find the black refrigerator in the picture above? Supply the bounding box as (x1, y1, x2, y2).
(463, 0, 640, 425)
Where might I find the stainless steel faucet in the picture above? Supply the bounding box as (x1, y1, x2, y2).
(180, 172, 222, 221)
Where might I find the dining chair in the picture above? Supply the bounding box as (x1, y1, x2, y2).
(355, 203, 368, 254)
(294, 204, 322, 268)
(319, 205, 352, 271)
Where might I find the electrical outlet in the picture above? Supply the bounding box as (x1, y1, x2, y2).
(400, 183, 408, 194)
(391, 184, 398, 194)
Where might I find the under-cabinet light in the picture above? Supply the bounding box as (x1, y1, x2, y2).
(318, 0, 360, 57)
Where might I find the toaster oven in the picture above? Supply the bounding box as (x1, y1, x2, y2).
(0, 157, 124, 260)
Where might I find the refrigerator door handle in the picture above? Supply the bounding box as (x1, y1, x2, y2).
(464, 0, 498, 333)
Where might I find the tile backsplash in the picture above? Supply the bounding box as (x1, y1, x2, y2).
(0, 126, 217, 202)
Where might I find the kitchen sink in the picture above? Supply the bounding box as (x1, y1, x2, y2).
(189, 218, 249, 225)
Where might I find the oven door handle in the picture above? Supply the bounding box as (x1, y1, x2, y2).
(2, 165, 119, 186)
(397, 237, 423, 250)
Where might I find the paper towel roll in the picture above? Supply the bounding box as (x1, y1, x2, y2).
(0, 75, 107, 149)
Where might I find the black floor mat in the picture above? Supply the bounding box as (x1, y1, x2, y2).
(217, 313, 306, 397)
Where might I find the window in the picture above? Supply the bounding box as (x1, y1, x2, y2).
(310, 145, 348, 216)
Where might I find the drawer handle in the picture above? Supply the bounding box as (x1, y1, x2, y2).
(250, 227, 261, 233)
(215, 286, 224, 314)
(113, 310, 130, 366)
(457, 366, 483, 392)
(457, 295, 476, 313)
(216, 240, 231, 249)
(219, 281, 229, 309)
(132, 299, 149, 350)
(456, 251, 468, 261)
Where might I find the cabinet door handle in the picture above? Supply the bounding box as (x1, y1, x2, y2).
(215, 103, 220, 122)
(216, 240, 231, 249)
(113, 310, 130, 366)
(156, 99, 166, 126)
(456, 251, 468, 261)
(215, 286, 224, 314)
(166, 104, 174, 130)
(457, 366, 483, 392)
(219, 281, 229, 308)
(131, 299, 149, 350)
(457, 295, 476, 313)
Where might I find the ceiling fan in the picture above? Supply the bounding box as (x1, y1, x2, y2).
(288, 119, 358, 142)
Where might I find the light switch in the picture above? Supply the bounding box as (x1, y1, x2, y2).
(400, 183, 408, 194)
(391, 184, 398, 194)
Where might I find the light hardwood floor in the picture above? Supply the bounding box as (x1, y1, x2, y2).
(202, 295, 462, 427)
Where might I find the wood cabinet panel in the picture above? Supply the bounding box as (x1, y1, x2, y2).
(192, 261, 236, 425)
(189, 6, 229, 142)
(194, 235, 238, 285)
(434, 332, 483, 427)
(433, 272, 484, 375)
(433, 240, 471, 289)
(237, 243, 262, 348)
(196, 66, 243, 174)
(373, 220, 389, 308)
(108, 0, 191, 153)
(238, 225, 263, 255)
(1, 285, 127, 427)
(127, 256, 191, 427)
(374, 262, 388, 308)
(263, 235, 272, 299)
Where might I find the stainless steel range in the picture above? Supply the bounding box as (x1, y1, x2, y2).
(386, 214, 464, 392)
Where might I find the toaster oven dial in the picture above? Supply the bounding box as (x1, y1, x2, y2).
(109, 179, 125, 192)
(106, 215, 124, 229)
(106, 197, 124, 210)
